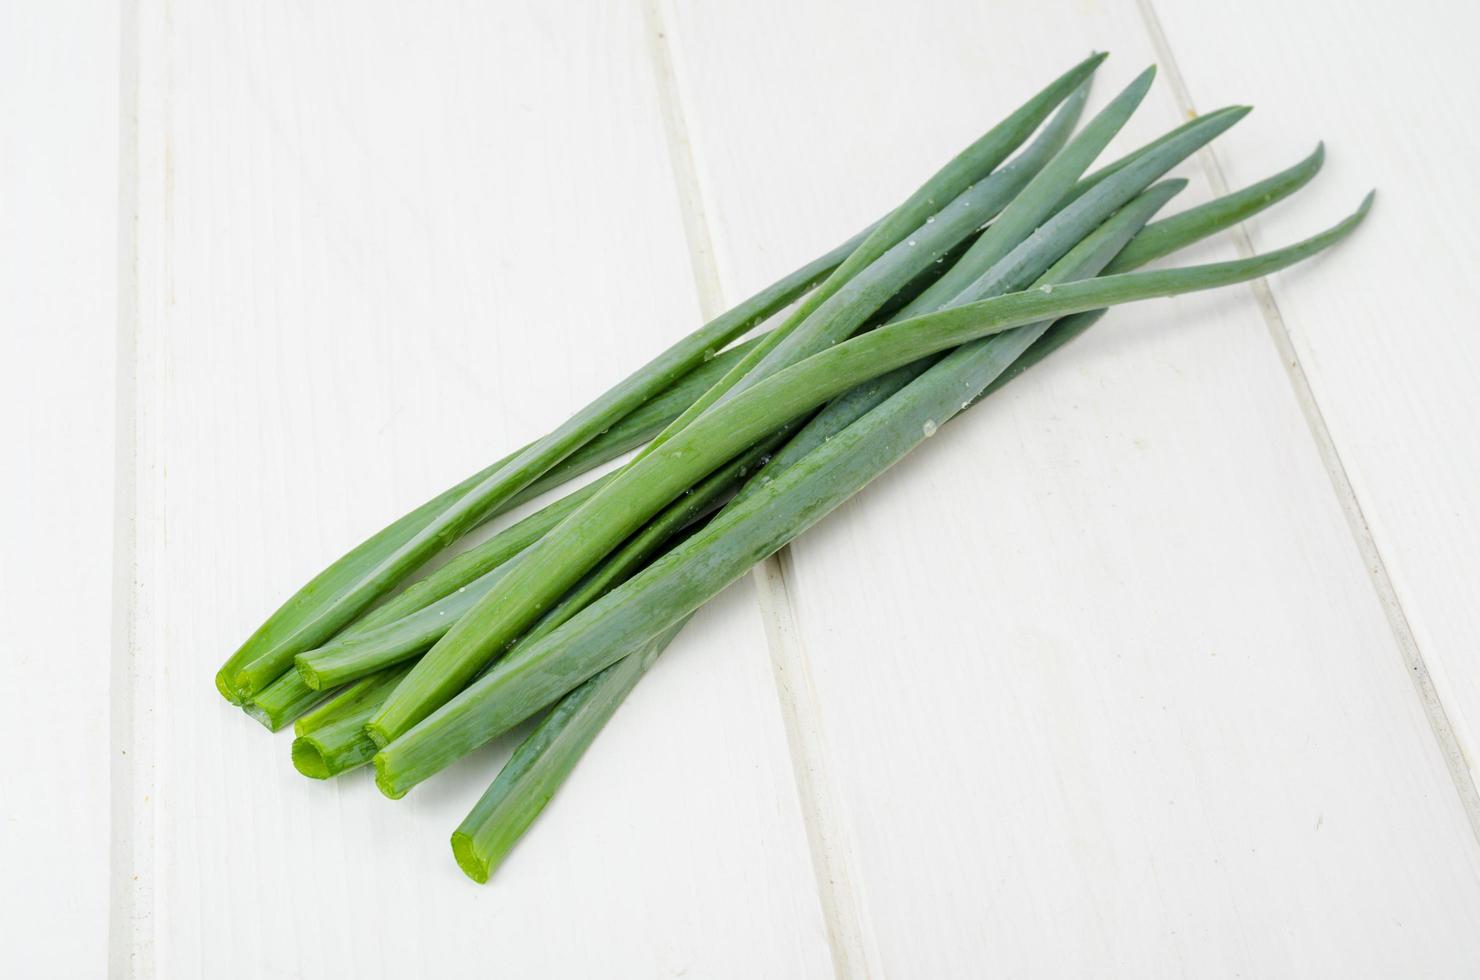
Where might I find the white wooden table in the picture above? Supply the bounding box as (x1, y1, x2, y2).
(6, 1, 1479, 976)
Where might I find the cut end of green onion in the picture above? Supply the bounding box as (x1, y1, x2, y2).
(451, 832, 491, 884)
(241, 702, 279, 732)
(215, 669, 246, 705)
(291, 737, 334, 779)
(225, 669, 254, 703)
(372, 752, 408, 799)
(295, 658, 326, 691)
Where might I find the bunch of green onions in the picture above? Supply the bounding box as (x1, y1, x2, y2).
(217, 53, 1369, 883)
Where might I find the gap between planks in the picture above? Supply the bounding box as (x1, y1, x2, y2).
(1136, 0, 1480, 846)
(109, 0, 169, 975)
(640, 1, 882, 976)
(109, 0, 143, 976)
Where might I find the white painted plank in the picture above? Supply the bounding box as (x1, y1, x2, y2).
(0, 1, 120, 976)
(662, 0, 1480, 975)
(1147, 0, 1480, 821)
(125, 1, 829, 976)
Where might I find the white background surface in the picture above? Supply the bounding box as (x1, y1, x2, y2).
(4, 1, 1478, 977)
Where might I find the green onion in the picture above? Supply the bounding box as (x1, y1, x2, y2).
(210, 53, 1368, 882)
(445, 145, 1339, 875)
(373, 190, 1373, 796)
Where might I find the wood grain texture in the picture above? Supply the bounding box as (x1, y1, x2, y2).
(1147, 0, 1480, 825)
(0, 1, 121, 976)
(123, 1, 829, 976)
(660, 0, 1480, 975)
